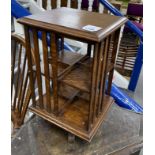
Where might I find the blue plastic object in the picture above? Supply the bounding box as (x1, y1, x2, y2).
(128, 41, 143, 91)
(109, 83, 143, 114)
(11, 0, 75, 52)
(11, 0, 31, 18)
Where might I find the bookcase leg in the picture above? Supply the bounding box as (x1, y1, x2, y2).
(67, 133, 76, 152)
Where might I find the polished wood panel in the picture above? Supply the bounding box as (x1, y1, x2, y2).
(18, 8, 127, 42)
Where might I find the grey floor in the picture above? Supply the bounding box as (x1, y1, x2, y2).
(122, 67, 143, 106)
(123, 67, 143, 155)
(132, 67, 143, 155)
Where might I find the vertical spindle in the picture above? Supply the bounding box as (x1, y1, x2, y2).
(37, 0, 43, 8)
(57, 0, 61, 8)
(78, 0, 82, 10)
(47, 0, 52, 10)
(88, 0, 94, 11)
(99, 3, 104, 13)
(67, 0, 71, 8)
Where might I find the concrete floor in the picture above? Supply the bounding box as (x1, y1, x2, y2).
(135, 67, 143, 155)
(121, 67, 143, 155)
(131, 67, 143, 155)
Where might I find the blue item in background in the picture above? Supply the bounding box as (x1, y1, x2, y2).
(11, 0, 31, 18)
(109, 82, 143, 114)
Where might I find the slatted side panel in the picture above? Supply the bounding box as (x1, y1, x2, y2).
(87, 29, 121, 130)
(116, 33, 139, 77)
(11, 34, 31, 128)
(24, 26, 61, 115)
(87, 35, 111, 130)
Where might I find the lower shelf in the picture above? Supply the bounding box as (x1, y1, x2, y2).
(29, 94, 114, 142)
(61, 60, 114, 93)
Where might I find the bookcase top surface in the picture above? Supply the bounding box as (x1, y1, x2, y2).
(18, 7, 127, 42)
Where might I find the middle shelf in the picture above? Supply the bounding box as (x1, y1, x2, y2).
(33, 50, 114, 93)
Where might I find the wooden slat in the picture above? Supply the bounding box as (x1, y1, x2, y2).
(13, 44, 22, 110)
(42, 31, 51, 113)
(32, 28, 44, 109)
(17, 53, 27, 111)
(19, 72, 29, 112)
(88, 43, 98, 131)
(11, 34, 32, 129)
(20, 83, 31, 123)
(100, 36, 111, 112)
(93, 41, 104, 118)
(50, 33, 58, 114)
(24, 26, 36, 107)
(11, 41, 17, 100)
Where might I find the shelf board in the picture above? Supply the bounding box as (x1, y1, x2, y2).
(33, 50, 86, 78)
(61, 59, 114, 93)
(61, 64, 91, 93)
(48, 50, 86, 66)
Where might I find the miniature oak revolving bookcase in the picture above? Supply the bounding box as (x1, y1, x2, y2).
(18, 8, 127, 142)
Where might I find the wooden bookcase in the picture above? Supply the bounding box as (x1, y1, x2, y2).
(18, 8, 127, 142)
